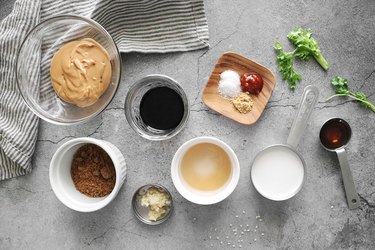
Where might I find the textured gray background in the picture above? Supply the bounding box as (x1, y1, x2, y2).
(1, 0, 374, 249)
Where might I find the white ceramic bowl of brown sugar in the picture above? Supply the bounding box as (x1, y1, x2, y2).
(49, 137, 126, 212)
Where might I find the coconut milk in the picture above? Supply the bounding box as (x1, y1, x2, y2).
(251, 146, 304, 200)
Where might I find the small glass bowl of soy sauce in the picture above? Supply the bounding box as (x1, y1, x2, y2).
(125, 74, 189, 140)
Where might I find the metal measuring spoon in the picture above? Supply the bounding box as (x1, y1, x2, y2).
(251, 85, 319, 201)
(319, 118, 359, 209)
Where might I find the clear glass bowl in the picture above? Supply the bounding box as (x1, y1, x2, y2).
(125, 74, 189, 140)
(16, 15, 121, 125)
(132, 184, 173, 225)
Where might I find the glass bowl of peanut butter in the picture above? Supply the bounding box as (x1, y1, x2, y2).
(16, 15, 121, 125)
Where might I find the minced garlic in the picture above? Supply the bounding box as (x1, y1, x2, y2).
(231, 92, 254, 114)
(139, 187, 171, 221)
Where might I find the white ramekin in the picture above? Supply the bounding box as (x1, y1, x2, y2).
(49, 137, 126, 212)
(171, 136, 240, 205)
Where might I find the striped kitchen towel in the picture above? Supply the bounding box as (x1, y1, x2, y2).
(0, 0, 209, 180)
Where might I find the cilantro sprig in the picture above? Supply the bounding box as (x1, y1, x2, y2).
(274, 27, 329, 89)
(326, 76, 375, 112)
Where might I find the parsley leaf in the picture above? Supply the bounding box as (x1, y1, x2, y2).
(274, 41, 301, 89)
(331, 76, 350, 94)
(331, 76, 348, 87)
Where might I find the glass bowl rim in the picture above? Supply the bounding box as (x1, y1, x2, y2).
(131, 183, 173, 225)
(15, 14, 122, 126)
(124, 74, 190, 141)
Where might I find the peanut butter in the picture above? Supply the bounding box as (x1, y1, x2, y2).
(50, 39, 112, 107)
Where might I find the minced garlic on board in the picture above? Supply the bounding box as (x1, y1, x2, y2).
(139, 187, 171, 221)
(231, 92, 254, 114)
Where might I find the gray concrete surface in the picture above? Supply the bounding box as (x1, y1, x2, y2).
(1, 0, 374, 249)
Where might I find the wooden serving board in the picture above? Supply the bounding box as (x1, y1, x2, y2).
(202, 52, 277, 125)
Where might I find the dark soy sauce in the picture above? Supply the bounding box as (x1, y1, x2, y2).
(320, 118, 351, 150)
(140, 87, 184, 130)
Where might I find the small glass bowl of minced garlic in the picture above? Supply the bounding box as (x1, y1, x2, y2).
(132, 184, 173, 225)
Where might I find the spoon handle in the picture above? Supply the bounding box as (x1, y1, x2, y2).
(287, 85, 319, 148)
(336, 148, 360, 209)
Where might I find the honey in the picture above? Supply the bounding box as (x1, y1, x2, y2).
(180, 143, 232, 191)
(320, 118, 351, 150)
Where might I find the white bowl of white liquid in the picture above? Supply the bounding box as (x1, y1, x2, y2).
(251, 145, 305, 201)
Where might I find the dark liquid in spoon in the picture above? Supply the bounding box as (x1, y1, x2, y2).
(140, 87, 184, 130)
(320, 118, 351, 150)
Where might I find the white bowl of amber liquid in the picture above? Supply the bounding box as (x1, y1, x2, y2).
(171, 136, 240, 205)
(49, 137, 126, 212)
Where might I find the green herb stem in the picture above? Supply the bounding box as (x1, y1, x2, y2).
(325, 93, 349, 102)
(326, 93, 375, 112)
(313, 54, 329, 71)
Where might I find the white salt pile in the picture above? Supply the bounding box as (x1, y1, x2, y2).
(218, 70, 241, 98)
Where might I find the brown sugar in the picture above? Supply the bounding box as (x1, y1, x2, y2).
(71, 144, 116, 198)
